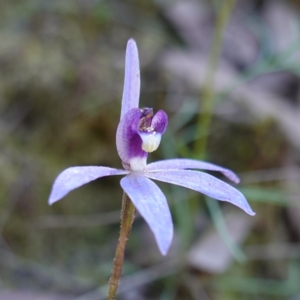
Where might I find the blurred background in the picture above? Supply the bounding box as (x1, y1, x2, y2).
(1, 0, 300, 299)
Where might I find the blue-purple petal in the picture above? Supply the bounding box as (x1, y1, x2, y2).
(144, 170, 255, 216)
(151, 110, 168, 134)
(116, 108, 148, 169)
(121, 39, 140, 119)
(146, 159, 240, 183)
(49, 167, 129, 205)
(120, 174, 173, 255)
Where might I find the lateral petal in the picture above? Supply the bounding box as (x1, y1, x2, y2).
(151, 110, 168, 134)
(146, 159, 240, 183)
(120, 175, 173, 255)
(145, 170, 255, 216)
(121, 39, 140, 119)
(49, 167, 129, 205)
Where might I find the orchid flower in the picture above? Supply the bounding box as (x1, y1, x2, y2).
(48, 39, 255, 256)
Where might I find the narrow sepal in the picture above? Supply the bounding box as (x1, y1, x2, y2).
(145, 170, 255, 216)
(49, 167, 129, 205)
(121, 39, 140, 119)
(120, 175, 173, 255)
(146, 159, 240, 183)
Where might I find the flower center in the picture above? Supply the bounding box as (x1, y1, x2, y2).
(139, 108, 162, 153)
(116, 107, 168, 171)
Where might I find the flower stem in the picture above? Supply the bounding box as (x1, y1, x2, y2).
(108, 192, 136, 300)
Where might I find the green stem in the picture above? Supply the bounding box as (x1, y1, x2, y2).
(194, 0, 237, 158)
(108, 192, 136, 300)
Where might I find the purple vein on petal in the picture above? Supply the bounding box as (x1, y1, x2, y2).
(144, 170, 255, 216)
(120, 174, 173, 255)
(121, 39, 140, 120)
(146, 159, 240, 183)
(49, 167, 129, 205)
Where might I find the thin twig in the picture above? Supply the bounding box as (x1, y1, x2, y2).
(194, 0, 237, 158)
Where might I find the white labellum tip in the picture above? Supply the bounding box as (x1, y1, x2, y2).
(140, 132, 161, 153)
